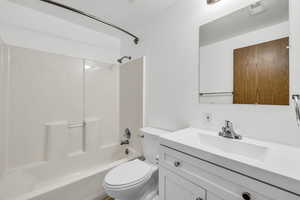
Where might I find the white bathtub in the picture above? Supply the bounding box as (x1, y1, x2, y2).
(0, 158, 127, 200)
(14, 158, 129, 200)
(0, 146, 140, 200)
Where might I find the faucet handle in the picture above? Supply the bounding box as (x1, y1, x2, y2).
(124, 128, 131, 139)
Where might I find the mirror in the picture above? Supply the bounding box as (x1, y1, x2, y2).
(199, 0, 289, 105)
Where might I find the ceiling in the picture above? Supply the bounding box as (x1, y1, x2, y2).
(9, 0, 179, 38)
(199, 0, 289, 46)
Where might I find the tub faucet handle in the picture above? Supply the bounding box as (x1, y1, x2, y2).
(124, 128, 131, 139)
(120, 140, 129, 145)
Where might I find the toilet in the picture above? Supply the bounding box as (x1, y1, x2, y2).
(103, 128, 169, 200)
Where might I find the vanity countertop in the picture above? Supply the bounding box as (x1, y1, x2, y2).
(159, 128, 300, 196)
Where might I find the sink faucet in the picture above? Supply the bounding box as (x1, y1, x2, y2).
(219, 120, 242, 140)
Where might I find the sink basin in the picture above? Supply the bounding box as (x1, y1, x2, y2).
(197, 133, 268, 162)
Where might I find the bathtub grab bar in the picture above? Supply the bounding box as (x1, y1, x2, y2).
(68, 121, 86, 128)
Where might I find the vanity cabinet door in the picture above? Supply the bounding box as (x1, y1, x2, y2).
(159, 167, 206, 200)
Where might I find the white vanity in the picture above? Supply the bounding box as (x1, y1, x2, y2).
(159, 128, 300, 200)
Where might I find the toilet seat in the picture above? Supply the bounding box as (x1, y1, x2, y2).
(104, 159, 157, 189)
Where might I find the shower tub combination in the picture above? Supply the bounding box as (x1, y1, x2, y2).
(0, 44, 144, 200)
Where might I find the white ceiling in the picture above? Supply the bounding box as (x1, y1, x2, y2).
(9, 0, 179, 38)
(46, 0, 180, 28)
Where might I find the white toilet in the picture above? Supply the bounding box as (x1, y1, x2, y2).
(103, 128, 168, 200)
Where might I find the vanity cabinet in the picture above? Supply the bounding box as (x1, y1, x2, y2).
(159, 145, 299, 200)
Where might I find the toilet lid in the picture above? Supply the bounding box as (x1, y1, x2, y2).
(105, 159, 153, 187)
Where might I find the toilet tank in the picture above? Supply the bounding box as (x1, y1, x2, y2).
(141, 127, 170, 165)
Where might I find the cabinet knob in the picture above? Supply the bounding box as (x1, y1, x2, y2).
(174, 161, 181, 167)
(196, 198, 203, 200)
(242, 192, 251, 200)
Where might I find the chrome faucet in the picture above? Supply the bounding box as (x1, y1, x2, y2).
(219, 120, 242, 140)
(120, 128, 131, 145)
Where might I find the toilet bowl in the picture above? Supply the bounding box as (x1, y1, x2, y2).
(103, 127, 169, 200)
(104, 159, 158, 200)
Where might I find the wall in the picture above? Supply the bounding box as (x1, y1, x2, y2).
(8, 46, 84, 169)
(121, 0, 300, 147)
(0, 1, 120, 63)
(199, 21, 289, 104)
(85, 61, 120, 147)
(119, 57, 145, 155)
(3, 46, 120, 170)
(290, 0, 300, 93)
(0, 37, 7, 176)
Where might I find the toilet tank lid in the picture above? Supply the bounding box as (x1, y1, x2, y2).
(140, 127, 171, 137)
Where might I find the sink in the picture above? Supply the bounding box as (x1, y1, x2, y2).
(197, 133, 268, 162)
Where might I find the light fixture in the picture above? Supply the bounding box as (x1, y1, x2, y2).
(207, 0, 221, 5)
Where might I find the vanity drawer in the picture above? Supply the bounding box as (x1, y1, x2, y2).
(159, 145, 299, 200)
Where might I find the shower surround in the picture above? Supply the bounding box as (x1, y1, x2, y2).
(0, 45, 144, 200)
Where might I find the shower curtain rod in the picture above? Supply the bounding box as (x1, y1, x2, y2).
(39, 0, 140, 45)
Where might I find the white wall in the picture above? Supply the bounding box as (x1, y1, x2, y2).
(85, 61, 120, 147)
(119, 58, 145, 155)
(290, 0, 300, 93)
(5, 47, 121, 170)
(0, 1, 120, 63)
(0, 37, 7, 176)
(199, 21, 289, 104)
(7, 46, 84, 169)
(121, 0, 300, 147)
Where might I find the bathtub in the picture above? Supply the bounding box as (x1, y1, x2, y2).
(0, 146, 140, 200)
(14, 159, 128, 200)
